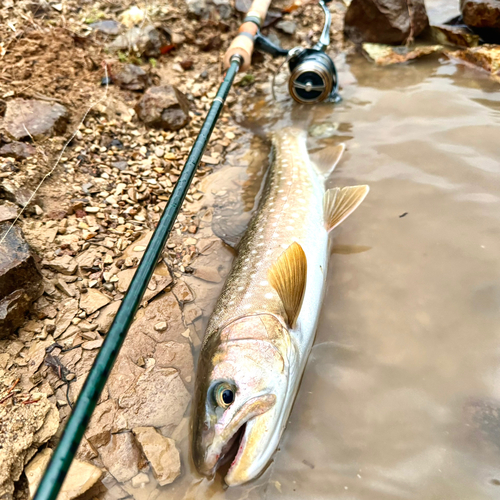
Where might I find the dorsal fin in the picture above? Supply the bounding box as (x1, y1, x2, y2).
(324, 185, 370, 233)
(268, 242, 307, 329)
(311, 143, 345, 180)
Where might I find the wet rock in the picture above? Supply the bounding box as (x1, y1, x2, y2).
(0, 375, 58, 500)
(0, 141, 36, 160)
(192, 265, 221, 283)
(80, 289, 111, 315)
(0, 223, 43, 337)
(345, 0, 429, 45)
(432, 24, 480, 47)
(276, 20, 297, 35)
(114, 64, 150, 91)
(135, 86, 190, 131)
(447, 44, 500, 80)
(25, 448, 102, 500)
(110, 25, 166, 58)
(89, 20, 123, 35)
(132, 427, 181, 486)
(116, 366, 190, 429)
(96, 300, 121, 334)
(461, 0, 500, 40)
(172, 280, 194, 304)
(130, 472, 150, 487)
(99, 432, 141, 483)
(0, 204, 17, 223)
(154, 341, 194, 384)
(363, 43, 443, 65)
(3, 99, 69, 141)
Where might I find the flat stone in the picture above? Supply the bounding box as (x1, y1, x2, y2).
(130, 472, 150, 488)
(116, 366, 190, 429)
(135, 85, 190, 131)
(86, 399, 117, 449)
(4, 99, 69, 141)
(154, 341, 193, 384)
(80, 289, 111, 315)
(43, 254, 77, 275)
(432, 24, 480, 47)
(0, 204, 18, 223)
(447, 44, 500, 78)
(192, 265, 221, 283)
(345, 0, 429, 45)
(172, 280, 194, 304)
(99, 432, 141, 483)
(0, 179, 36, 210)
(362, 43, 443, 65)
(0, 223, 43, 337)
(25, 448, 102, 500)
(0, 141, 36, 160)
(95, 300, 121, 334)
(55, 298, 79, 337)
(0, 378, 57, 500)
(132, 427, 181, 486)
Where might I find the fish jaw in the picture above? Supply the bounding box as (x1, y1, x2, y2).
(192, 315, 293, 485)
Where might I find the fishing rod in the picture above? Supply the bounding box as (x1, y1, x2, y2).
(32, 2, 271, 499)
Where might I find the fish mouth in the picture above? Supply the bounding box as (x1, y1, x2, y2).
(197, 394, 277, 485)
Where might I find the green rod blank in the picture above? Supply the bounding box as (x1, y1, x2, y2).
(33, 57, 241, 500)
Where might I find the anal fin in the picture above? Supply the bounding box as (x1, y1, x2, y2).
(268, 242, 307, 329)
(324, 185, 369, 233)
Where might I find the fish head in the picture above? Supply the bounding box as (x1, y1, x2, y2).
(192, 314, 292, 486)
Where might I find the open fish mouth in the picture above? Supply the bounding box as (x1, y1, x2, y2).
(216, 422, 248, 475)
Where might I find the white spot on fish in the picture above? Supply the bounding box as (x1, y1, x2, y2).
(238, 286, 244, 291)
(259, 280, 269, 286)
(265, 293, 274, 299)
(281, 243, 288, 249)
(286, 226, 294, 230)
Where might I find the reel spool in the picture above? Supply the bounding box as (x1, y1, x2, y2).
(255, 0, 339, 104)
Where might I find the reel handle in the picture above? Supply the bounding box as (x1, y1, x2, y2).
(223, 0, 272, 71)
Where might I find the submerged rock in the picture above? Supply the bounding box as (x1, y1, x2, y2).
(135, 86, 190, 131)
(132, 427, 181, 486)
(3, 99, 69, 141)
(363, 43, 444, 65)
(0, 223, 43, 338)
(25, 448, 102, 500)
(447, 44, 500, 80)
(344, 0, 429, 45)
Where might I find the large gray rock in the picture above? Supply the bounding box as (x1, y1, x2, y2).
(135, 86, 190, 131)
(109, 25, 166, 57)
(344, 0, 429, 45)
(99, 432, 141, 483)
(3, 99, 69, 141)
(0, 223, 43, 338)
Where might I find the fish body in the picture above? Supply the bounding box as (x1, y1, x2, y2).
(192, 127, 368, 486)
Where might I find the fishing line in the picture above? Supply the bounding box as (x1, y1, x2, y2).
(0, 65, 110, 245)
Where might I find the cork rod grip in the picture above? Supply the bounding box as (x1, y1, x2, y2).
(223, 0, 273, 71)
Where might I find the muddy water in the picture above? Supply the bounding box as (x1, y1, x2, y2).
(161, 48, 500, 500)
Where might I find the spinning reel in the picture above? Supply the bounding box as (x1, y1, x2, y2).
(254, 0, 339, 104)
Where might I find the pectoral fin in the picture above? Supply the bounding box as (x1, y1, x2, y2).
(311, 143, 345, 180)
(268, 242, 307, 329)
(324, 185, 369, 233)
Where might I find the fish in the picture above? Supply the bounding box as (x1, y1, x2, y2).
(191, 127, 369, 486)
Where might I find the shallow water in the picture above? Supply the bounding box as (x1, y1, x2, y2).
(166, 47, 500, 499)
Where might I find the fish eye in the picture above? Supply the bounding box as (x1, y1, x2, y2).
(213, 382, 235, 409)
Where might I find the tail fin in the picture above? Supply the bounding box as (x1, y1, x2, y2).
(324, 185, 369, 233)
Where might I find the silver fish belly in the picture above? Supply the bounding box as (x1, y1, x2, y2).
(192, 127, 369, 486)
